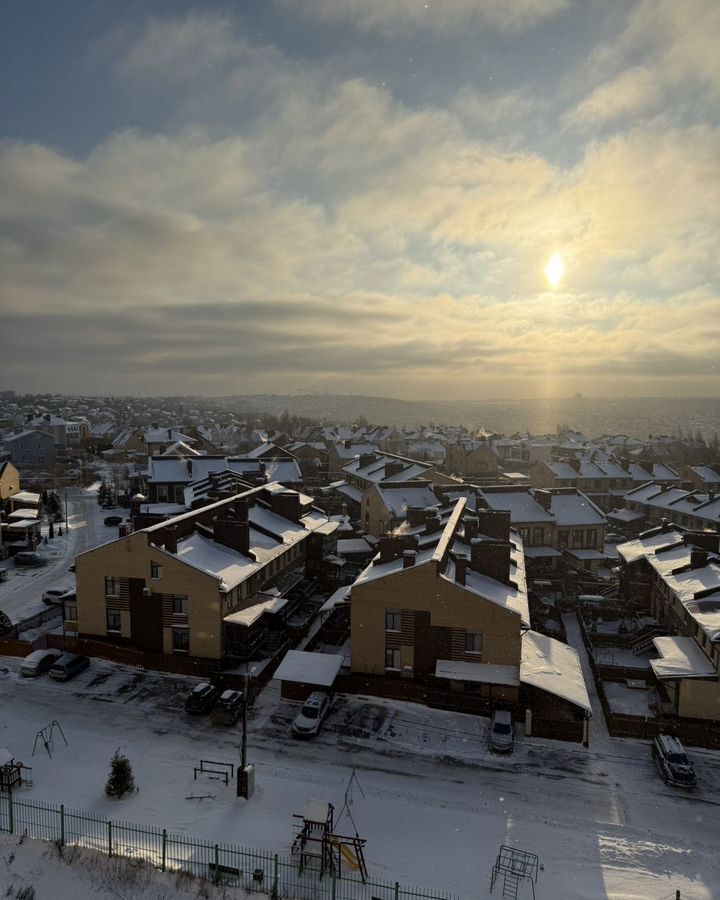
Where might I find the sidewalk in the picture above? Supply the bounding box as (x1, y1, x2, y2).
(563, 611, 612, 749)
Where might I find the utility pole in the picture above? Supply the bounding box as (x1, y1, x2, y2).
(64, 488, 68, 530)
(237, 666, 256, 799)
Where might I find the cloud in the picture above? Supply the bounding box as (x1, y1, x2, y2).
(275, 0, 571, 36)
(565, 67, 663, 128)
(1, 9, 718, 399)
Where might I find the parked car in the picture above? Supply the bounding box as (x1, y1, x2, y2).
(42, 588, 73, 606)
(0, 566, 8, 582)
(489, 709, 515, 753)
(210, 689, 244, 726)
(104, 515, 123, 526)
(652, 734, 696, 788)
(292, 691, 331, 737)
(49, 653, 90, 681)
(0, 610, 13, 635)
(20, 648, 63, 677)
(605, 533, 625, 544)
(15, 552, 49, 567)
(185, 681, 223, 714)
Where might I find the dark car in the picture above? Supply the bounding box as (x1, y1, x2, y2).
(15, 551, 49, 567)
(104, 515, 123, 526)
(210, 689, 244, 726)
(49, 654, 91, 681)
(652, 734, 696, 788)
(185, 681, 222, 715)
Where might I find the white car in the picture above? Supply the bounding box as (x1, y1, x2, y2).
(42, 588, 73, 606)
(292, 691, 331, 737)
(488, 709, 514, 753)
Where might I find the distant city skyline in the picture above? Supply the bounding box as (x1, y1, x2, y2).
(1, 0, 718, 399)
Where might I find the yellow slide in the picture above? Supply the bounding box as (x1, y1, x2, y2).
(339, 844, 360, 870)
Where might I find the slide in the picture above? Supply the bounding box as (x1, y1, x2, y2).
(339, 844, 360, 870)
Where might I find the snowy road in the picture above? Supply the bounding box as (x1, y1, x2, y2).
(1, 662, 718, 899)
(0, 487, 110, 624)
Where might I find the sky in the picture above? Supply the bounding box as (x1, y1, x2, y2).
(1, 0, 718, 401)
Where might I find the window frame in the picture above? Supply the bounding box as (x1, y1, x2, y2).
(464, 629, 483, 655)
(385, 646, 401, 670)
(385, 608, 401, 633)
(172, 626, 190, 655)
(106, 609, 121, 633)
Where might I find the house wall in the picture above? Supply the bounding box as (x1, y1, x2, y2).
(350, 562, 521, 678)
(678, 678, 720, 720)
(0, 463, 20, 501)
(75, 531, 223, 659)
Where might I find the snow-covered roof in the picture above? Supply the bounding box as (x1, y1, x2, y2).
(651, 636, 716, 679)
(550, 493, 606, 527)
(616, 530, 683, 565)
(320, 584, 351, 613)
(273, 650, 344, 686)
(607, 508, 645, 523)
(523, 546, 562, 558)
(564, 549, 607, 560)
(337, 484, 363, 503)
(374, 483, 438, 517)
(223, 594, 289, 626)
(521, 631, 592, 713)
(12, 491, 40, 504)
(435, 660, 519, 686)
(481, 490, 553, 524)
(336, 538, 374, 555)
(175, 531, 259, 589)
(8, 508, 39, 520)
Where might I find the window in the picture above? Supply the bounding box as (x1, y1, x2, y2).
(573, 529, 584, 547)
(105, 576, 120, 597)
(519, 526, 530, 543)
(385, 608, 401, 632)
(172, 594, 188, 615)
(172, 627, 190, 654)
(557, 530, 568, 549)
(465, 630, 483, 655)
(532, 527, 544, 546)
(151, 562, 162, 580)
(64, 604, 77, 621)
(156, 485, 168, 502)
(106, 609, 121, 633)
(385, 646, 401, 670)
(586, 529, 596, 549)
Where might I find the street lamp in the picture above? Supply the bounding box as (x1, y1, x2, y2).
(237, 665, 256, 799)
(64, 489, 68, 530)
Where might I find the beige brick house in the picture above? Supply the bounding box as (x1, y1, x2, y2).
(70, 485, 337, 665)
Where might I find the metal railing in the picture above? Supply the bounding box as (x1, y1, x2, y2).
(0, 793, 459, 900)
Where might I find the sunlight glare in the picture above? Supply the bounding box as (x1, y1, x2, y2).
(545, 253, 565, 289)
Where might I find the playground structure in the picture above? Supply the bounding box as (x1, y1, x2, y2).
(193, 759, 235, 787)
(490, 845, 539, 900)
(291, 800, 367, 881)
(32, 720, 68, 759)
(0, 748, 32, 792)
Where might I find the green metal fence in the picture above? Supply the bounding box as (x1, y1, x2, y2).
(0, 793, 459, 900)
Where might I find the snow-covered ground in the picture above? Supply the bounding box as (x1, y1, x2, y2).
(603, 681, 654, 717)
(1, 648, 719, 900)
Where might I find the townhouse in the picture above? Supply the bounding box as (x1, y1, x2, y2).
(531, 454, 633, 511)
(70, 485, 338, 667)
(623, 484, 720, 532)
(347, 501, 591, 740)
(444, 438, 498, 481)
(618, 528, 720, 720)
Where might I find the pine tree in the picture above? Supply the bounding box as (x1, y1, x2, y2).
(105, 749, 135, 797)
(48, 521, 55, 540)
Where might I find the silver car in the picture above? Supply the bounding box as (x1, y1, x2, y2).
(292, 691, 331, 737)
(489, 709, 514, 753)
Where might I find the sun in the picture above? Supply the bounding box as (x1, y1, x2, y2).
(545, 253, 565, 288)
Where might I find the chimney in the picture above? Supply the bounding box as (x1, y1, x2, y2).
(167, 428, 172, 439)
(569, 457, 581, 472)
(455, 554, 468, 586)
(424, 510, 442, 534)
(164, 526, 178, 554)
(378, 535, 417, 564)
(269, 490, 301, 523)
(235, 497, 249, 522)
(359, 453, 376, 469)
(470, 538, 512, 585)
(407, 506, 425, 528)
(186, 459, 192, 477)
(463, 516, 479, 543)
(344, 439, 352, 449)
(474, 509, 510, 542)
(214, 519, 250, 556)
(403, 549, 417, 568)
(691, 548, 709, 570)
(535, 490, 552, 512)
(341, 502, 348, 517)
(384, 461, 404, 479)
(661, 517, 670, 533)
